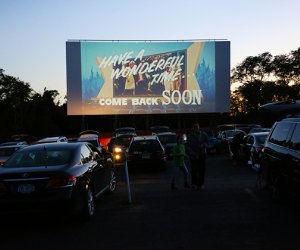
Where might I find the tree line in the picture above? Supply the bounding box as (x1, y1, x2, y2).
(1, 47, 299, 139)
(231, 47, 300, 117)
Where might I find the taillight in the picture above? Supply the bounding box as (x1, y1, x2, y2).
(46, 176, 77, 189)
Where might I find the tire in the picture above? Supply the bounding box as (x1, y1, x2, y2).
(81, 187, 95, 220)
(108, 170, 117, 193)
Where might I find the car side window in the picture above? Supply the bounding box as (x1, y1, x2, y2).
(81, 145, 93, 164)
(289, 124, 300, 152)
(269, 122, 292, 146)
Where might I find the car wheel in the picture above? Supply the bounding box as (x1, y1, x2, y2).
(81, 187, 95, 220)
(108, 170, 117, 193)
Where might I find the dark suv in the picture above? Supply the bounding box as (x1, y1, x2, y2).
(262, 117, 300, 201)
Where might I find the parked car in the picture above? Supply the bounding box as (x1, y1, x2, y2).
(238, 132, 269, 171)
(150, 125, 170, 135)
(0, 144, 27, 165)
(108, 134, 135, 165)
(202, 129, 222, 153)
(77, 130, 103, 153)
(107, 127, 137, 165)
(33, 136, 68, 144)
(127, 136, 167, 170)
(217, 129, 246, 153)
(0, 142, 117, 220)
(261, 117, 300, 201)
(115, 127, 137, 137)
(156, 132, 177, 160)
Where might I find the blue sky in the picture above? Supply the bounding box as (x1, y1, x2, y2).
(1, 0, 299, 98)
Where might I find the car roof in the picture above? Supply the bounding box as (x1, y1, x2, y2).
(77, 137, 98, 141)
(132, 135, 159, 141)
(0, 141, 28, 146)
(248, 132, 269, 136)
(0, 144, 26, 149)
(20, 142, 84, 152)
(36, 137, 66, 142)
(156, 132, 176, 136)
(281, 118, 300, 122)
(115, 127, 136, 133)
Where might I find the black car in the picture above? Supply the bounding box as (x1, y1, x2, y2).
(77, 130, 104, 153)
(127, 136, 167, 170)
(0, 142, 117, 220)
(108, 134, 135, 165)
(238, 132, 269, 171)
(262, 117, 300, 201)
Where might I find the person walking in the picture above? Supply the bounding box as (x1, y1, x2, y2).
(186, 123, 209, 190)
(170, 135, 190, 190)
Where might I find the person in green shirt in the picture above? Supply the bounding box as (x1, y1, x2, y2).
(170, 135, 190, 190)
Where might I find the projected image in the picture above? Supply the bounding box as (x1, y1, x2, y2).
(112, 50, 186, 97)
(66, 40, 231, 115)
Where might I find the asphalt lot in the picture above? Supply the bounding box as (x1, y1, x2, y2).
(1, 153, 300, 250)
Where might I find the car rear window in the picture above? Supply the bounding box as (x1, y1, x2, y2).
(0, 147, 19, 157)
(4, 149, 73, 168)
(130, 140, 162, 152)
(157, 134, 177, 145)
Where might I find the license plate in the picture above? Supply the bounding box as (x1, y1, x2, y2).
(142, 153, 151, 159)
(17, 183, 35, 194)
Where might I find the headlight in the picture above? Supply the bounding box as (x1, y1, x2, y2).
(114, 147, 122, 153)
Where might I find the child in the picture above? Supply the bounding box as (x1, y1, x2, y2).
(170, 135, 190, 190)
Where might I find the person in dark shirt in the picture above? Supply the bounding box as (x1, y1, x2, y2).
(186, 123, 209, 190)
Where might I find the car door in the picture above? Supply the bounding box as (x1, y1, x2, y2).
(81, 145, 106, 195)
(87, 144, 111, 192)
(287, 124, 300, 185)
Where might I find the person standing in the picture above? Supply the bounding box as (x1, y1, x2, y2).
(170, 135, 190, 190)
(186, 123, 209, 190)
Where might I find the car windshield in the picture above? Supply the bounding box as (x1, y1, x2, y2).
(130, 140, 162, 152)
(157, 134, 177, 145)
(4, 149, 73, 168)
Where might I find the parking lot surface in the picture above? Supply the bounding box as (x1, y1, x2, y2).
(1, 153, 300, 250)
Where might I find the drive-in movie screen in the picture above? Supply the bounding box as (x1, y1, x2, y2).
(66, 40, 230, 115)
